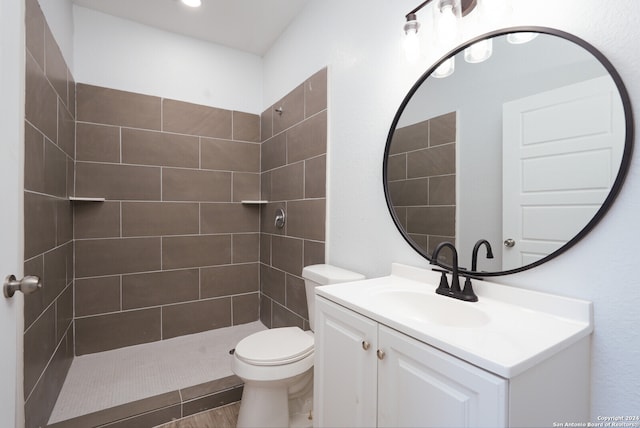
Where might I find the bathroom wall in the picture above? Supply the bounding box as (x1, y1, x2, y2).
(387, 112, 457, 257)
(73, 84, 262, 355)
(36, 0, 73, 69)
(262, 0, 640, 417)
(23, 0, 75, 425)
(73, 6, 263, 114)
(259, 68, 328, 329)
(31, 0, 639, 418)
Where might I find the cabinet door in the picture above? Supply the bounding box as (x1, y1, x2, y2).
(314, 298, 378, 428)
(377, 325, 507, 428)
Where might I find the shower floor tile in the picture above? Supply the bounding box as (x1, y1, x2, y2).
(49, 321, 266, 425)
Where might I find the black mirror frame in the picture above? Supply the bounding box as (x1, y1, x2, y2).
(383, 26, 635, 277)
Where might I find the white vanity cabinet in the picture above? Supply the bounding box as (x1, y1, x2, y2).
(314, 291, 591, 428)
(314, 297, 507, 428)
(313, 296, 378, 427)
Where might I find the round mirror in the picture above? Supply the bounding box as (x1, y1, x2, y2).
(383, 27, 634, 276)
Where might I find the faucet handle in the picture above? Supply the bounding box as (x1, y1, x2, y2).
(460, 275, 479, 302)
(432, 269, 450, 296)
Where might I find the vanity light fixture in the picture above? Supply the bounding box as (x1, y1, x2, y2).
(435, 0, 460, 45)
(403, 13, 421, 62)
(403, 0, 477, 61)
(181, 0, 202, 8)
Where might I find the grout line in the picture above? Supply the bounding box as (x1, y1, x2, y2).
(74, 120, 262, 144)
(24, 325, 71, 404)
(73, 291, 262, 320)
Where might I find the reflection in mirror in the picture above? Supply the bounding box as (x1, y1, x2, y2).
(387, 112, 457, 264)
(384, 28, 633, 276)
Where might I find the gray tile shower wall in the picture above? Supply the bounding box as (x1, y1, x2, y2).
(386, 112, 457, 257)
(23, 0, 75, 426)
(74, 83, 262, 355)
(259, 68, 328, 329)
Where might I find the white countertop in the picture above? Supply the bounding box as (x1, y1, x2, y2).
(315, 263, 593, 378)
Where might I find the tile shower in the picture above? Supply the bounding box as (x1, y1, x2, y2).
(73, 83, 263, 355)
(23, 0, 75, 426)
(22, 0, 327, 426)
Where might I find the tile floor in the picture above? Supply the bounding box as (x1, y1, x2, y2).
(49, 321, 265, 424)
(155, 402, 240, 428)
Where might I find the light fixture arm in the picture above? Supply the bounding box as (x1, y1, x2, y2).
(405, 0, 477, 20)
(405, 0, 436, 19)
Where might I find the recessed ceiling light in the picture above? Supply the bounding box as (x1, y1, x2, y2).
(181, 0, 201, 7)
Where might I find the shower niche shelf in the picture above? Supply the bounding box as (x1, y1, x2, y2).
(69, 197, 106, 202)
(241, 200, 268, 205)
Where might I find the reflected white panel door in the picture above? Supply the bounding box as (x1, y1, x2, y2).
(0, 0, 26, 427)
(502, 76, 623, 270)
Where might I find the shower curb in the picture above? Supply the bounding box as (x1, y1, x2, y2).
(46, 375, 243, 428)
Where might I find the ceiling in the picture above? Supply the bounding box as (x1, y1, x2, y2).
(71, 0, 310, 55)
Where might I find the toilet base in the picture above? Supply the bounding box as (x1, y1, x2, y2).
(236, 369, 313, 428)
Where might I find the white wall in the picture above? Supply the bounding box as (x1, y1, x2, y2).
(73, 6, 263, 114)
(264, 0, 640, 417)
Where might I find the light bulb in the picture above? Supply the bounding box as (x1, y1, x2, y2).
(404, 30, 420, 62)
(464, 38, 493, 63)
(507, 32, 538, 44)
(438, 3, 458, 44)
(403, 15, 421, 62)
(432, 57, 455, 78)
(181, 0, 201, 7)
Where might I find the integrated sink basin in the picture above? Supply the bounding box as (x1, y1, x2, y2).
(315, 263, 593, 378)
(368, 289, 491, 328)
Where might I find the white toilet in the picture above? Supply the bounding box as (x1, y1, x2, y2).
(232, 264, 365, 428)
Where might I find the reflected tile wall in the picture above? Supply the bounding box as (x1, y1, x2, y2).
(23, 0, 75, 426)
(259, 68, 327, 329)
(387, 112, 456, 257)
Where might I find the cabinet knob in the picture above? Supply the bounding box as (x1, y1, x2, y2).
(377, 349, 385, 360)
(361, 340, 371, 350)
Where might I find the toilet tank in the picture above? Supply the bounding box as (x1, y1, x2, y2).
(302, 264, 365, 331)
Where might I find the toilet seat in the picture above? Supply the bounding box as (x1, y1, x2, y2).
(235, 327, 314, 366)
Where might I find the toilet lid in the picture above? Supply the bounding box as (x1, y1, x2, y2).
(235, 327, 314, 366)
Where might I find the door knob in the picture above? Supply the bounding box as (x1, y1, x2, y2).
(503, 238, 516, 248)
(3, 275, 42, 298)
